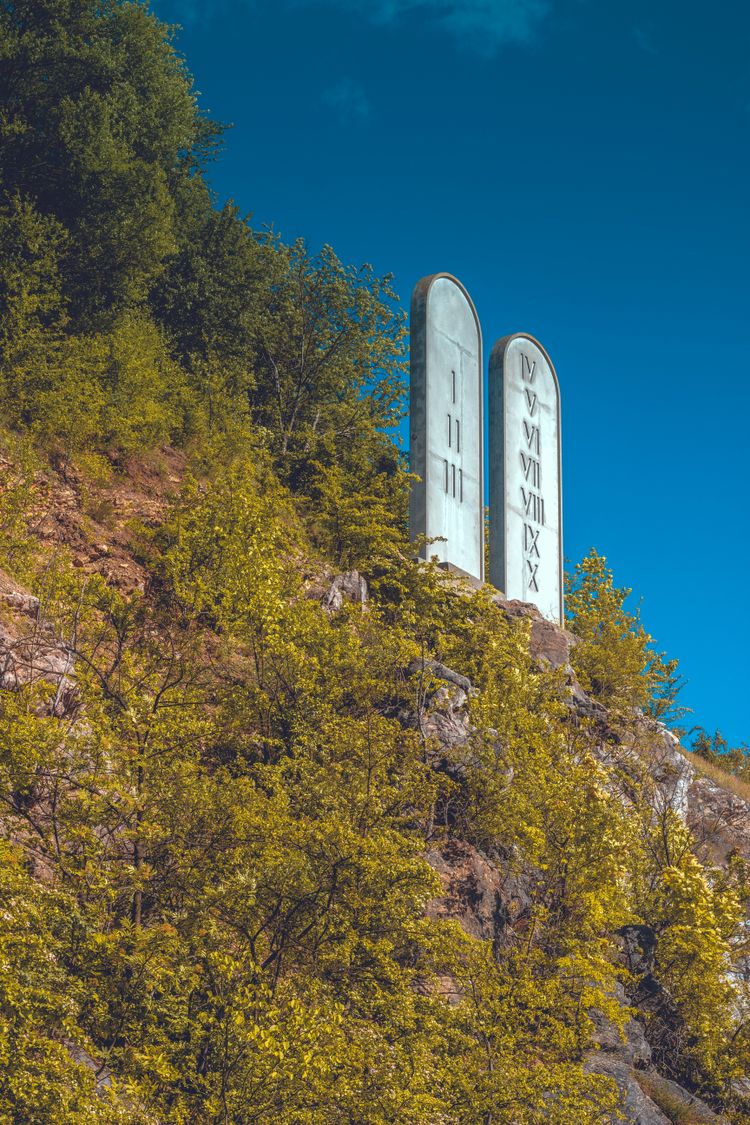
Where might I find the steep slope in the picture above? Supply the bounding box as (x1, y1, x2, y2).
(0, 450, 749, 1123)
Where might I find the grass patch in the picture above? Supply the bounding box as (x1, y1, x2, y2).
(682, 749, 750, 805)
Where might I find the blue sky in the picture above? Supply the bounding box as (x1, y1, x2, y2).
(153, 0, 750, 746)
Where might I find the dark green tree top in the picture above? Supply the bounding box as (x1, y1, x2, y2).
(0, 0, 214, 324)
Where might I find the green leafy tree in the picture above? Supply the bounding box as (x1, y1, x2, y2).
(566, 549, 682, 718)
(0, 0, 208, 325)
(250, 238, 406, 462)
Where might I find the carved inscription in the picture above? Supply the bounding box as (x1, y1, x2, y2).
(521, 452, 540, 488)
(520, 351, 544, 594)
(488, 331, 562, 622)
(445, 368, 463, 502)
(410, 273, 483, 583)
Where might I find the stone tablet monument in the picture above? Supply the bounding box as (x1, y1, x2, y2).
(409, 274, 484, 582)
(489, 334, 563, 623)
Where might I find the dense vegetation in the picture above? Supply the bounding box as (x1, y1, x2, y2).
(1, 2, 749, 1121)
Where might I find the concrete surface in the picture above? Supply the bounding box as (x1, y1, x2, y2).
(489, 333, 563, 623)
(409, 274, 484, 581)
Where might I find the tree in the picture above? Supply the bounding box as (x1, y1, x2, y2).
(0, 0, 209, 325)
(249, 239, 406, 464)
(566, 549, 682, 719)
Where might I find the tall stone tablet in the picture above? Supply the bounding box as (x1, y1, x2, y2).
(409, 274, 484, 582)
(489, 334, 563, 623)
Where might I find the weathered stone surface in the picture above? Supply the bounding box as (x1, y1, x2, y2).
(418, 671, 472, 751)
(0, 617, 77, 716)
(528, 617, 572, 668)
(412, 610, 748, 1121)
(64, 1040, 113, 1092)
(493, 595, 574, 669)
(427, 840, 506, 943)
(426, 839, 531, 950)
(407, 657, 474, 753)
(639, 724, 693, 821)
(320, 570, 368, 613)
(590, 981, 651, 1067)
(687, 769, 750, 865)
(585, 1057, 671, 1125)
(617, 924, 657, 978)
(0, 591, 40, 616)
(409, 658, 472, 695)
(636, 1071, 727, 1124)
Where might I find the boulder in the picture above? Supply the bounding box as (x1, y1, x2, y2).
(585, 1057, 671, 1125)
(636, 1071, 727, 1124)
(590, 981, 651, 1067)
(492, 595, 575, 669)
(320, 570, 368, 613)
(412, 659, 473, 750)
(408, 658, 472, 696)
(0, 619, 78, 716)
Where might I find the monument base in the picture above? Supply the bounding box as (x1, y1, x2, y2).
(437, 561, 484, 589)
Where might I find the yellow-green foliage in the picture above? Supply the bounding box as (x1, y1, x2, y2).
(0, 459, 625, 1122)
(566, 548, 682, 718)
(0, 454, 748, 1120)
(633, 809, 746, 1088)
(0, 841, 134, 1123)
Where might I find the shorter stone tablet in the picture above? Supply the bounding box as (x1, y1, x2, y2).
(489, 334, 563, 623)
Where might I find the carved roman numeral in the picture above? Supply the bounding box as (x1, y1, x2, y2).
(524, 388, 538, 416)
(521, 488, 545, 525)
(524, 523, 540, 558)
(523, 421, 540, 454)
(526, 560, 539, 592)
(520, 452, 540, 488)
(521, 353, 536, 384)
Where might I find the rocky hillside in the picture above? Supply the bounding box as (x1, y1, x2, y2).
(1, 451, 749, 1123)
(421, 598, 750, 1125)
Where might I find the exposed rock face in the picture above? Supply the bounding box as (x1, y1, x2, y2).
(0, 591, 40, 616)
(63, 1040, 113, 1093)
(412, 659, 472, 696)
(586, 1057, 671, 1125)
(426, 839, 531, 952)
(0, 601, 77, 717)
(589, 981, 652, 1068)
(493, 595, 575, 669)
(1, 545, 748, 1122)
(412, 661, 473, 753)
(316, 570, 369, 613)
(688, 769, 750, 866)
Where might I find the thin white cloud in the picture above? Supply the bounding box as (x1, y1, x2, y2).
(304, 0, 552, 52)
(323, 78, 372, 121)
(156, 0, 552, 52)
